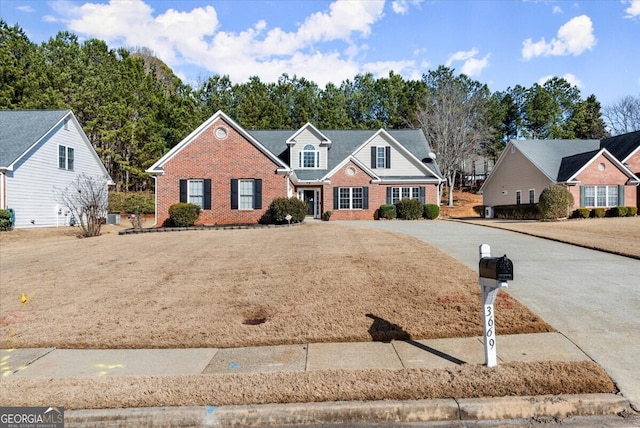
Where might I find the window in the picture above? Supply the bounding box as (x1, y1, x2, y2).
(299, 144, 319, 168)
(388, 187, 423, 204)
(230, 179, 262, 210)
(335, 187, 369, 210)
(529, 189, 535, 204)
(179, 179, 211, 209)
(239, 180, 254, 210)
(371, 146, 391, 169)
(516, 190, 521, 205)
(58, 145, 74, 170)
(188, 180, 204, 208)
(582, 185, 619, 207)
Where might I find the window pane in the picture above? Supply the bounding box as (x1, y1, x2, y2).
(339, 188, 350, 209)
(402, 188, 410, 199)
(529, 189, 535, 204)
(584, 186, 595, 206)
(597, 186, 606, 207)
(189, 180, 204, 208)
(239, 180, 254, 209)
(392, 188, 400, 204)
(377, 147, 385, 168)
(352, 187, 363, 209)
(412, 187, 420, 199)
(302, 144, 317, 168)
(607, 186, 618, 207)
(516, 191, 521, 205)
(59, 146, 66, 169)
(67, 148, 74, 170)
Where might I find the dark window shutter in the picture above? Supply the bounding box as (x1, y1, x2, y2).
(333, 187, 339, 210)
(579, 186, 585, 207)
(618, 185, 625, 206)
(230, 179, 238, 210)
(386, 187, 392, 204)
(385, 146, 391, 169)
(371, 146, 377, 169)
(419, 186, 426, 204)
(179, 180, 187, 203)
(363, 187, 369, 209)
(254, 179, 262, 209)
(203, 179, 212, 210)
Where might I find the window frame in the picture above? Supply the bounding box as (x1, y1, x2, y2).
(389, 186, 422, 204)
(583, 185, 619, 208)
(299, 144, 320, 169)
(338, 187, 364, 210)
(528, 189, 535, 204)
(238, 179, 255, 210)
(515, 190, 522, 205)
(58, 145, 74, 171)
(188, 179, 204, 208)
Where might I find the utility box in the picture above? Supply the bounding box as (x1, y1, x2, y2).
(484, 206, 494, 218)
(479, 255, 513, 282)
(107, 213, 120, 225)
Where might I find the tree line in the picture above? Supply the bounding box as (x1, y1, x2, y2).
(2, 20, 636, 194)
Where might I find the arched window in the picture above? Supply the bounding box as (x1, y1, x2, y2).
(299, 144, 319, 168)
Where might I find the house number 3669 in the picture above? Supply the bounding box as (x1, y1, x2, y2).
(485, 305, 495, 350)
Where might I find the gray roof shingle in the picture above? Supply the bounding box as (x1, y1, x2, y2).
(513, 139, 601, 181)
(600, 130, 640, 162)
(0, 109, 70, 168)
(248, 128, 441, 180)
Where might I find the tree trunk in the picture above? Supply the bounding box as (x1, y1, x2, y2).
(447, 174, 456, 207)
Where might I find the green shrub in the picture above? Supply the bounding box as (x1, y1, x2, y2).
(573, 208, 590, 219)
(168, 203, 201, 227)
(378, 204, 397, 219)
(538, 185, 574, 219)
(0, 209, 11, 231)
(108, 192, 155, 214)
(590, 207, 606, 218)
(627, 206, 638, 216)
(494, 204, 540, 220)
(608, 206, 628, 217)
(424, 203, 440, 220)
(395, 198, 423, 220)
(264, 197, 307, 224)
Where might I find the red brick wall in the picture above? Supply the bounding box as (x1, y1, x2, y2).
(571, 153, 637, 208)
(322, 161, 440, 220)
(155, 117, 288, 226)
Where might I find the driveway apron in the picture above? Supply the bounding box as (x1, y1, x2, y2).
(346, 220, 640, 410)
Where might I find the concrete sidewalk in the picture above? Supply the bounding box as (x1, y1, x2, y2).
(2, 332, 637, 426)
(2, 333, 592, 378)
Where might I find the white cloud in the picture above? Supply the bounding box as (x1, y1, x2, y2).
(522, 15, 596, 60)
(17, 5, 35, 13)
(391, 0, 423, 15)
(624, 0, 640, 18)
(445, 48, 490, 77)
(552, 5, 563, 14)
(538, 73, 584, 88)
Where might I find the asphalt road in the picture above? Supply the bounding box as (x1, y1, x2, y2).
(348, 220, 640, 411)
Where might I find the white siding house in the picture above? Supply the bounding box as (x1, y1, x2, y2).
(0, 110, 112, 228)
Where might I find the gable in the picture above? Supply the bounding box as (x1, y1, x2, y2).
(570, 150, 639, 185)
(600, 130, 640, 163)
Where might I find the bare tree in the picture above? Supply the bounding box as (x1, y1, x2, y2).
(55, 174, 109, 237)
(603, 95, 640, 135)
(415, 67, 493, 206)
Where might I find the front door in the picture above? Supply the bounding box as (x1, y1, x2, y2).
(303, 190, 315, 216)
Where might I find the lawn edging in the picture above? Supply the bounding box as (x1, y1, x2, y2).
(118, 221, 305, 235)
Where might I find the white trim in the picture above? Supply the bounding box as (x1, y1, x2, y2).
(322, 155, 380, 182)
(565, 148, 639, 183)
(286, 123, 332, 146)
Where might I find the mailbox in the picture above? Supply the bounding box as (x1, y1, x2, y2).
(479, 255, 513, 281)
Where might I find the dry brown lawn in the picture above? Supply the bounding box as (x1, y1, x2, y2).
(0, 221, 620, 409)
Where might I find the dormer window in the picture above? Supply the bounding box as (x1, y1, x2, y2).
(299, 144, 320, 168)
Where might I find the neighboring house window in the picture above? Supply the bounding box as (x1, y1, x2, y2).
(299, 144, 319, 168)
(582, 185, 621, 207)
(516, 190, 521, 205)
(230, 179, 262, 210)
(334, 187, 369, 210)
(58, 145, 74, 170)
(179, 179, 211, 209)
(371, 146, 391, 169)
(388, 187, 424, 204)
(529, 189, 535, 204)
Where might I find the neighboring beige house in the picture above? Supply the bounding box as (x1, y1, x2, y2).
(480, 133, 640, 216)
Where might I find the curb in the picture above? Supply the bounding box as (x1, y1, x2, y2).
(65, 394, 632, 427)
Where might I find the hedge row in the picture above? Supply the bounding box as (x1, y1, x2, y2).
(378, 199, 440, 220)
(109, 191, 155, 214)
(573, 206, 637, 218)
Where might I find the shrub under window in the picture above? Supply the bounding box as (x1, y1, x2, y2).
(168, 203, 201, 227)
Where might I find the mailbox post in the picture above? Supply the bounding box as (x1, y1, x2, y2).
(478, 244, 513, 367)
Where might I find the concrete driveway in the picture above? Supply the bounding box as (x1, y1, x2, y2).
(347, 220, 640, 411)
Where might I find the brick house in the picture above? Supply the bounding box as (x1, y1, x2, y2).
(146, 111, 444, 226)
(480, 131, 640, 216)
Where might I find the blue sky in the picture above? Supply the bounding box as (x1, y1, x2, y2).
(2, 0, 639, 106)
